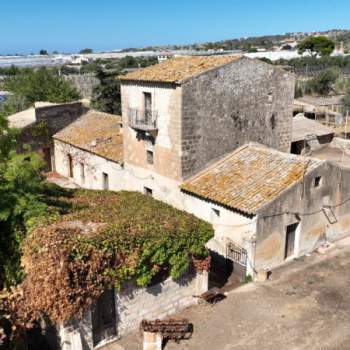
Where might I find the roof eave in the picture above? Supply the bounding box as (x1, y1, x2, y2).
(180, 187, 256, 219)
(119, 78, 181, 86)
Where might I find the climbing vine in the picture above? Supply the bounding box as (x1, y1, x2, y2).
(1, 190, 213, 333)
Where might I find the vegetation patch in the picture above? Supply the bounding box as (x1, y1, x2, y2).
(1, 190, 213, 333)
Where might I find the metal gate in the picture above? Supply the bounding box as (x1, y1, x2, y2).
(226, 240, 247, 267)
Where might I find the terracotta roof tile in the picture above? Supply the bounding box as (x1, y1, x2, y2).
(53, 111, 123, 163)
(120, 55, 242, 83)
(181, 143, 323, 215)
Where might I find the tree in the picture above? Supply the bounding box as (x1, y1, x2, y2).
(5, 67, 80, 104)
(297, 36, 335, 58)
(342, 94, 350, 114)
(0, 113, 48, 288)
(39, 49, 48, 55)
(91, 69, 121, 115)
(305, 68, 339, 95)
(79, 48, 93, 54)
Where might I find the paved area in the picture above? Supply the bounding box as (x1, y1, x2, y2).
(113, 237, 350, 350)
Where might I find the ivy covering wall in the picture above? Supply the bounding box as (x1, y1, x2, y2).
(1, 190, 213, 336)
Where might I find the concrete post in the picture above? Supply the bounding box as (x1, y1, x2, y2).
(195, 271, 209, 296)
(143, 331, 163, 350)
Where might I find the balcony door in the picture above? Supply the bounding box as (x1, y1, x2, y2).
(143, 92, 152, 122)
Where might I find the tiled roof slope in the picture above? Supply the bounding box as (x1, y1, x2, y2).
(181, 143, 323, 215)
(120, 55, 242, 83)
(53, 110, 123, 163)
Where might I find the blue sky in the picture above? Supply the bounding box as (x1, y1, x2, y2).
(1, 0, 350, 54)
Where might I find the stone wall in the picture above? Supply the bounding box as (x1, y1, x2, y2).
(181, 58, 295, 178)
(59, 272, 208, 350)
(35, 101, 85, 136)
(62, 74, 99, 98)
(19, 102, 86, 153)
(116, 272, 207, 336)
(54, 140, 125, 191)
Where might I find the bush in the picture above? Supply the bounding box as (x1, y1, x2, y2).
(304, 68, 339, 95)
(5, 67, 81, 104)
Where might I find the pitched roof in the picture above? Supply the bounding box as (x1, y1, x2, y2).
(292, 114, 334, 142)
(181, 143, 323, 215)
(7, 107, 36, 129)
(53, 110, 123, 163)
(296, 95, 345, 106)
(120, 55, 242, 84)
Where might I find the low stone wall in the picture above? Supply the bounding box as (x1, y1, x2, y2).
(60, 272, 208, 350)
(116, 272, 207, 336)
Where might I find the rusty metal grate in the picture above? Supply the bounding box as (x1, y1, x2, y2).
(226, 240, 247, 266)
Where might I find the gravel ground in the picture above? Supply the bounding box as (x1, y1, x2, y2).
(112, 237, 350, 350)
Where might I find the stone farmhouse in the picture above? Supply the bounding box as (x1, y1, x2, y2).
(181, 143, 350, 275)
(52, 55, 350, 280)
(46, 56, 350, 348)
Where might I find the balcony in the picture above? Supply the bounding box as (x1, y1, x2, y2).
(128, 108, 158, 131)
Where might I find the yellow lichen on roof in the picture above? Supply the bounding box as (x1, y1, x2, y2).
(120, 55, 242, 83)
(53, 111, 123, 163)
(181, 143, 323, 215)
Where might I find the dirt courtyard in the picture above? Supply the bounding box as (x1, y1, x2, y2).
(114, 237, 350, 350)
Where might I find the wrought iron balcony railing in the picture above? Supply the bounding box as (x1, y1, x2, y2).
(128, 108, 158, 131)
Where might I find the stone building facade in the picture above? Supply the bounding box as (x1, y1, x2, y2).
(53, 110, 124, 191)
(120, 56, 295, 205)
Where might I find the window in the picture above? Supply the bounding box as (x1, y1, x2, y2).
(67, 154, 73, 178)
(80, 163, 85, 185)
(314, 176, 322, 188)
(144, 187, 153, 197)
(146, 150, 154, 164)
(102, 172, 109, 190)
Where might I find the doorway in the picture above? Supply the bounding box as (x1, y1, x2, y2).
(285, 223, 299, 259)
(102, 172, 109, 190)
(92, 289, 117, 347)
(42, 147, 52, 171)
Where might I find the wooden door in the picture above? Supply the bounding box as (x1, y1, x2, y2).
(285, 223, 298, 259)
(92, 289, 117, 346)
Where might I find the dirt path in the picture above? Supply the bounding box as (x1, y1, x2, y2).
(115, 238, 350, 350)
